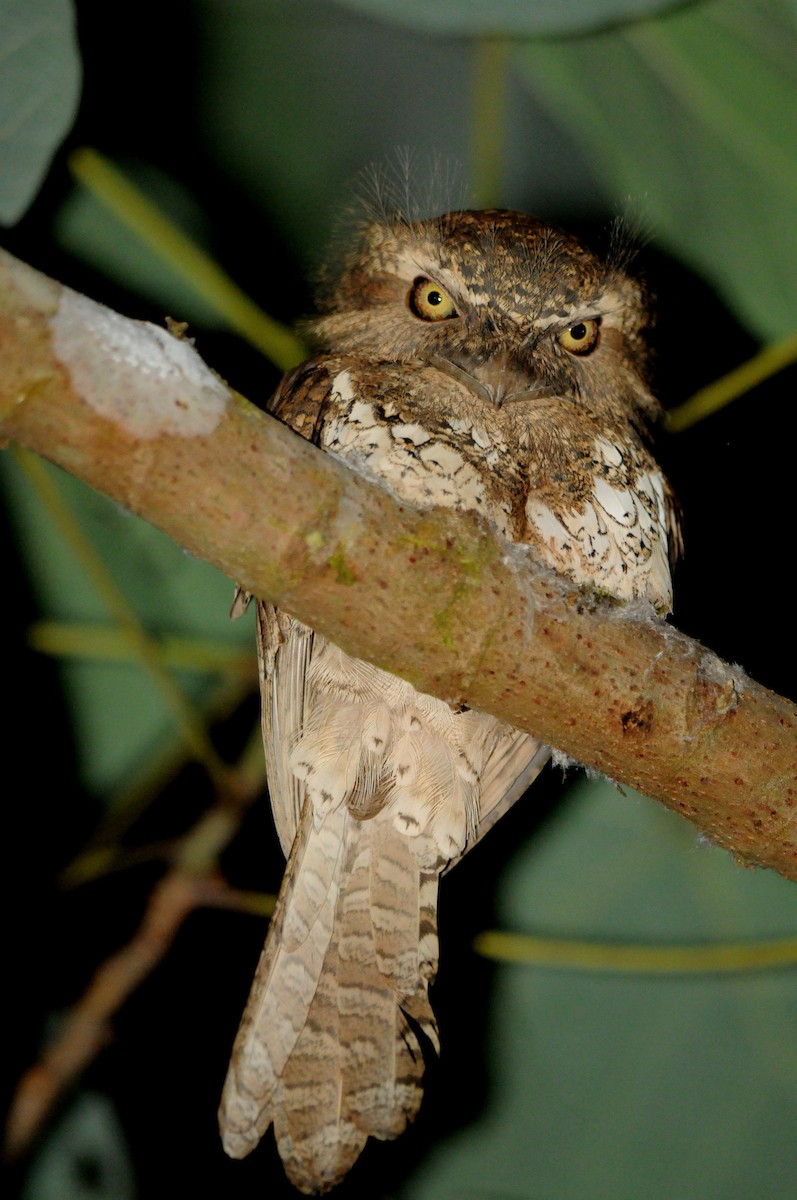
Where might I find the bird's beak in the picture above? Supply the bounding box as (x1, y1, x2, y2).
(427, 353, 542, 408)
(469, 354, 538, 407)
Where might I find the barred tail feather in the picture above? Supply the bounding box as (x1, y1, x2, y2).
(219, 803, 439, 1194)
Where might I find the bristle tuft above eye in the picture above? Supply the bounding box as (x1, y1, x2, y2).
(349, 148, 468, 230)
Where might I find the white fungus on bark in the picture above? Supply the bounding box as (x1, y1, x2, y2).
(51, 290, 229, 438)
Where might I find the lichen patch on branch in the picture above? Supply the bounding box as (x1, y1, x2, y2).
(50, 290, 228, 438)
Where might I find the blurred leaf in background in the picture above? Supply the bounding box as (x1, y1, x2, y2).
(20, 1091, 134, 1200)
(333, 0, 688, 34)
(403, 778, 797, 1199)
(0, 0, 80, 223)
(2, 1, 797, 1198)
(520, 0, 797, 341)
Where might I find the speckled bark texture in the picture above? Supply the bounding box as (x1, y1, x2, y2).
(1, 247, 796, 880)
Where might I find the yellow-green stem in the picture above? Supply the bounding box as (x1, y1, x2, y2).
(475, 930, 797, 974)
(69, 147, 306, 370)
(14, 447, 231, 786)
(667, 330, 797, 431)
(471, 38, 510, 207)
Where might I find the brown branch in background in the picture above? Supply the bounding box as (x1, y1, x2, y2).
(3, 633, 277, 1156)
(1, 247, 796, 880)
(4, 583, 270, 1155)
(4, 799, 275, 1161)
(5, 872, 210, 1160)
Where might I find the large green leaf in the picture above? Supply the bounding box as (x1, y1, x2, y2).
(192, 0, 477, 265)
(0, 0, 81, 224)
(517, 0, 797, 340)
(403, 777, 797, 1199)
(331, 0, 688, 36)
(0, 455, 251, 794)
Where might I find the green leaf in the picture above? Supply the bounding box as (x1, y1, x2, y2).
(0, 0, 81, 224)
(0, 454, 251, 795)
(330, 0, 688, 36)
(22, 1091, 135, 1200)
(192, 0, 475, 263)
(402, 777, 797, 1200)
(516, 0, 797, 340)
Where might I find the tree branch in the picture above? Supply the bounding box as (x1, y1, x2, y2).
(2, 248, 796, 879)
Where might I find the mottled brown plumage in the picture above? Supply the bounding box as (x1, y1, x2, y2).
(219, 209, 679, 1192)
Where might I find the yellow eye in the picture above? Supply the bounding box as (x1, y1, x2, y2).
(558, 318, 600, 355)
(408, 277, 458, 322)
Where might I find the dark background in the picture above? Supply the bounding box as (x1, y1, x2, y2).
(3, 3, 797, 1198)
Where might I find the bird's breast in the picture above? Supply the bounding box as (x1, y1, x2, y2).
(271, 354, 672, 607)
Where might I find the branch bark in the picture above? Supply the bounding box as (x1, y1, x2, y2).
(2, 248, 796, 879)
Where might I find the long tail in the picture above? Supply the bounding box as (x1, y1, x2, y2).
(219, 802, 440, 1194)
